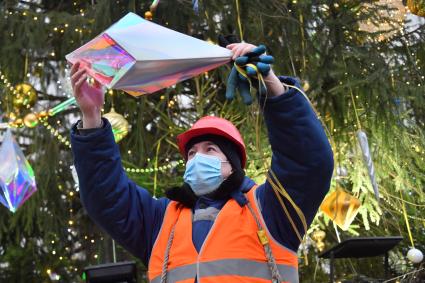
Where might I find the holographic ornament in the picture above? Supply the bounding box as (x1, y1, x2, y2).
(0, 129, 37, 212)
(103, 107, 130, 142)
(13, 83, 37, 109)
(66, 12, 232, 97)
(357, 130, 379, 201)
(320, 188, 361, 231)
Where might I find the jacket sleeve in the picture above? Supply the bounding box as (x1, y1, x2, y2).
(70, 118, 170, 265)
(255, 76, 334, 252)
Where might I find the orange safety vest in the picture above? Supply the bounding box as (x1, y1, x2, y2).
(148, 186, 299, 283)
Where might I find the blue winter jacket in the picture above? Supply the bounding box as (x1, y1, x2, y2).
(70, 76, 334, 267)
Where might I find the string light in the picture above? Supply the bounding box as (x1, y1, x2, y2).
(381, 194, 425, 221)
(41, 121, 71, 149)
(124, 160, 184, 174)
(0, 69, 18, 96)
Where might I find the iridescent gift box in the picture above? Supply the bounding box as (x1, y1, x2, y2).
(0, 129, 37, 213)
(66, 12, 232, 96)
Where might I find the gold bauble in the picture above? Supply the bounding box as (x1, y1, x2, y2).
(103, 107, 129, 142)
(13, 83, 38, 109)
(145, 11, 153, 20)
(23, 113, 39, 128)
(407, 0, 425, 17)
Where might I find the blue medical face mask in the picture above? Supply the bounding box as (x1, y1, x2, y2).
(183, 153, 229, 196)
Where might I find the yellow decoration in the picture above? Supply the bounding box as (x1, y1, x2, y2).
(12, 118, 24, 128)
(13, 83, 37, 109)
(320, 188, 361, 231)
(144, 11, 153, 20)
(23, 113, 39, 128)
(103, 107, 129, 142)
(358, 0, 406, 41)
(302, 80, 310, 92)
(311, 230, 326, 252)
(37, 110, 50, 121)
(407, 0, 425, 17)
(7, 112, 17, 121)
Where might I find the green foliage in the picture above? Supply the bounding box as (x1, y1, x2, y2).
(0, 0, 424, 281)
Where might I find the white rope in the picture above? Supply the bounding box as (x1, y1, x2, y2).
(160, 224, 176, 283)
(246, 202, 282, 282)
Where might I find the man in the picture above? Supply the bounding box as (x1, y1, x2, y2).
(70, 42, 334, 282)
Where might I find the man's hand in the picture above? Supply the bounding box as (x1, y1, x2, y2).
(70, 61, 104, 128)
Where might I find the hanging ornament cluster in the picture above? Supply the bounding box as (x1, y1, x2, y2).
(6, 96, 77, 129)
(0, 128, 37, 212)
(103, 107, 130, 142)
(320, 187, 361, 231)
(407, 0, 425, 17)
(1, 69, 78, 129)
(357, 130, 380, 200)
(7, 110, 50, 128)
(311, 230, 326, 252)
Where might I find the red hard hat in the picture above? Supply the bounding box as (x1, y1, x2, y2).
(177, 116, 247, 168)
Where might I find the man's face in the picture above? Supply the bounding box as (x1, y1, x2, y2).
(187, 141, 233, 179)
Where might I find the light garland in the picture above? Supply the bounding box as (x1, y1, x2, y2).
(124, 160, 184, 174)
(41, 121, 72, 149)
(39, 120, 186, 174)
(123, 159, 269, 175)
(381, 194, 425, 221)
(0, 69, 18, 96)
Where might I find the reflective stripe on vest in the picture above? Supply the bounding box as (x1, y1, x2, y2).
(150, 263, 196, 283)
(148, 185, 299, 283)
(150, 259, 298, 283)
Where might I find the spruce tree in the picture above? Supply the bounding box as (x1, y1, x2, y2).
(0, 0, 424, 281)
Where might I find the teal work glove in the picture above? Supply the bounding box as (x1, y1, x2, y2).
(225, 45, 274, 104)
